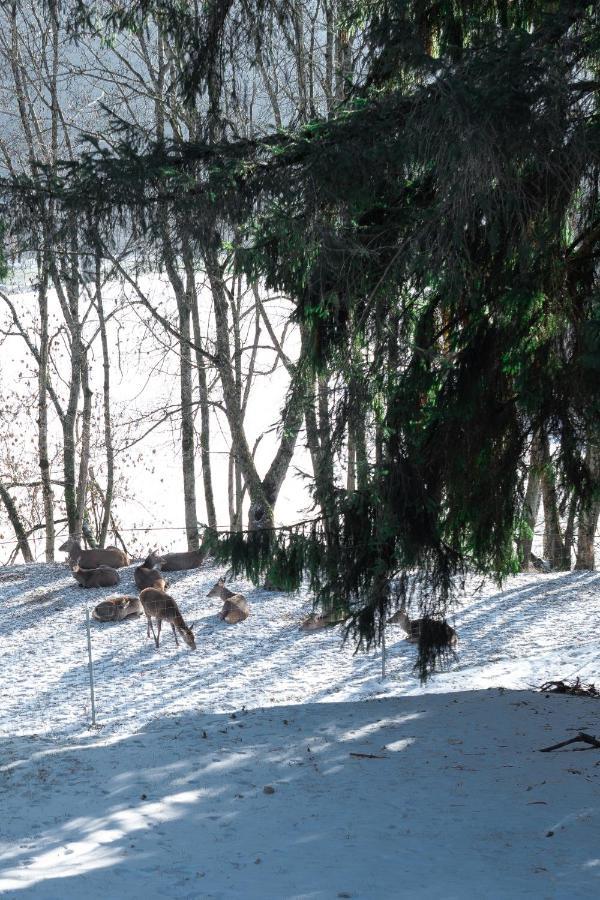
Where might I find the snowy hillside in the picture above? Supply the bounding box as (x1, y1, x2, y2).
(1, 563, 600, 897)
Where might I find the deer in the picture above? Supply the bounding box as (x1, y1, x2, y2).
(159, 546, 208, 572)
(139, 587, 196, 649)
(134, 551, 168, 591)
(207, 577, 235, 600)
(59, 537, 129, 569)
(72, 565, 120, 588)
(299, 609, 348, 630)
(92, 596, 143, 622)
(387, 606, 458, 647)
(207, 578, 250, 624)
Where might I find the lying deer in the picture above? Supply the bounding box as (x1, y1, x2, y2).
(160, 546, 207, 572)
(207, 578, 250, 624)
(207, 577, 235, 600)
(388, 607, 458, 647)
(139, 587, 196, 649)
(134, 551, 168, 591)
(299, 609, 347, 630)
(92, 596, 143, 622)
(60, 537, 129, 569)
(72, 565, 120, 588)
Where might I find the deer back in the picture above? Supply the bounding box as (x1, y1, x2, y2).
(218, 593, 249, 623)
(139, 587, 184, 625)
(160, 547, 207, 572)
(134, 565, 167, 591)
(72, 565, 120, 588)
(92, 596, 142, 621)
(60, 537, 128, 569)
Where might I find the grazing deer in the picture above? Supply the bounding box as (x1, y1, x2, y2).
(59, 537, 129, 569)
(160, 546, 207, 572)
(299, 610, 347, 630)
(207, 578, 250, 624)
(92, 596, 143, 622)
(135, 551, 168, 591)
(139, 587, 196, 649)
(72, 565, 120, 588)
(388, 607, 458, 647)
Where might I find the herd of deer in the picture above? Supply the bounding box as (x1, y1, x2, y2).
(59, 538, 250, 652)
(58, 536, 457, 652)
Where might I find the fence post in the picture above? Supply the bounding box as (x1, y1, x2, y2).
(85, 606, 97, 727)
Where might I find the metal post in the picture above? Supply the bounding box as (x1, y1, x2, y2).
(381, 625, 386, 681)
(85, 606, 97, 726)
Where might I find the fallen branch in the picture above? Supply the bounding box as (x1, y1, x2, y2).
(349, 752, 388, 759)
(539, 732, 600, 753)
(539, 678, 600, 698)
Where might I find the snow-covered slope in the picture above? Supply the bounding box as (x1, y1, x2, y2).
(1, 564, 599, 897)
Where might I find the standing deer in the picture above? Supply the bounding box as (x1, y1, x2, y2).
(60, 537, 129, 569)
(139, 587, 196, 649)
(207, 578, 250, 624)
(72, 565, 120, 588)
(135, 551, 168, 591)
(92, 596, 143, 622)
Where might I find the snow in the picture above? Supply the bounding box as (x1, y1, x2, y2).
(1, 563, 599, 897)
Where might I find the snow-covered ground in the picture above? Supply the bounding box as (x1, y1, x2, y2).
(1, 564, 599, 897)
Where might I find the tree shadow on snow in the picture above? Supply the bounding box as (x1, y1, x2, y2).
(1, 693, 599, 898)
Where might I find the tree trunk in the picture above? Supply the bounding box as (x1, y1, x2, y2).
(37, 244, 55, 560)
(161, 220, 199, 550)
(575, 441, 600, 570)
(74, 353, 93, 542)
(178, 296, 200, 550)
(517, 432, 542, 571)
(0, 481, 34, 562)
(186, 251, 217, 529)
(541, 431, 570, 571)
(95, 246, 114, 547)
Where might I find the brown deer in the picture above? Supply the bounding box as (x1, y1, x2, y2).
(139, 587, 196, 649)
(207, 578, 250, 624)
(134, 551, 168, 591)
(60, 537, 129, 569)
(160, 546, 207, 572)
(92, 596, 143, 622)
(206, 577, 235, 600)
(72, 565, 120, 588)
(388, 607, 458, 647)
(299, 610, 347, 630)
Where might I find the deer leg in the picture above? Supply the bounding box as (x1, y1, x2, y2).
(155, 619, 162, 648)
(171, 624, 179, 646)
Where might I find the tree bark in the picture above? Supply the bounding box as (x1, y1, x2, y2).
(37, 243, 55, 560)
(74, 352, 93, 542)
(161, 218, 200, 550)
(517, 432, 542, 571)
(541, 431, 570, 571)
(575, 441, 600, 570)
(94, 245, 114, 547)
(0, 480, 34, 562)
(185, 246, 217, 529)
